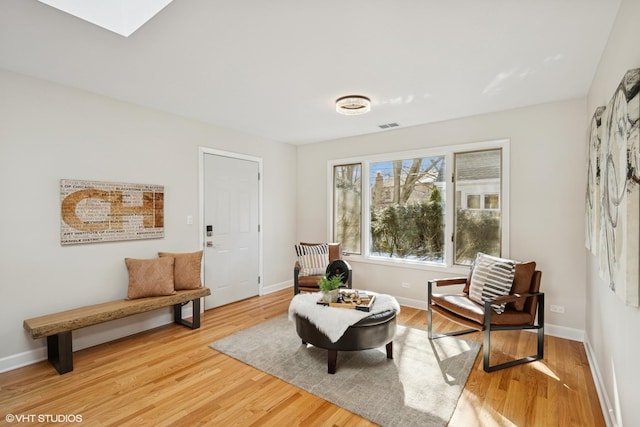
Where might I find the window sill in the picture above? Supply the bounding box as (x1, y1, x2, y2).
(342, 253, 471, 276)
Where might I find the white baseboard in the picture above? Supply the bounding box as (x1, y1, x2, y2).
(2, 282, 300, 374)
(584, 337, 617, 427)
(0, 288, 591, 380)
(261, 280, 293, 295)
(0, 348, 48, 373)
(394, 295, 428, 310)
(0, 305, 194, 374)
(0, 284, 294, 374)
(395, 295, 585, 342)
(544, 323, 584, 342)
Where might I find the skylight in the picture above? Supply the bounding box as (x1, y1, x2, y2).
(38, 0, 174, 37)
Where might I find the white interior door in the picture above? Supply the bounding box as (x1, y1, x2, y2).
(202, 152, 260, 308)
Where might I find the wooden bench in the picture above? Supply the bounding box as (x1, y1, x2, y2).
(23, 287, 211, 375)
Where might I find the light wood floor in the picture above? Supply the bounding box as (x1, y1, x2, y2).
(0, 288, 604, 426)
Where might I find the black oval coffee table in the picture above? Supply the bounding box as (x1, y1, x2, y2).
(293, 309, 397, 374)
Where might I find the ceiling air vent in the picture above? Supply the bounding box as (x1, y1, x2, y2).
(378, 122, 400, 129)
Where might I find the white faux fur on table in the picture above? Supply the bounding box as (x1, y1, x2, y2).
(287, 292, 401, 343)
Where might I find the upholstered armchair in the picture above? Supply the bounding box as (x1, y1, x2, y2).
(427, 252, 544, 372)
(294, 242, 352, 294)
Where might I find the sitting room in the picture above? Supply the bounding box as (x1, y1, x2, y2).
(1, 0, 639, 426)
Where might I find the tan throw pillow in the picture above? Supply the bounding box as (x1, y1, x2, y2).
(125, 257, 176, 300)
(158, 251, 203, 290)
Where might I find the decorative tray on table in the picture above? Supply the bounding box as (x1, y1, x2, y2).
(317, 290, 376, 312)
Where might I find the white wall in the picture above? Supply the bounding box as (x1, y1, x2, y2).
(297, 97, 587, 337)
(0, 69, 297, 371)
(586, 0, 640, 425)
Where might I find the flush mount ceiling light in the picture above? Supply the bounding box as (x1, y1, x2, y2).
(335, 95, 371, 115)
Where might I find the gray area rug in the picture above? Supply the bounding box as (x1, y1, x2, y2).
(209, 314, 480, 426)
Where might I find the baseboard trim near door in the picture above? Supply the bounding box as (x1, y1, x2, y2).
(261, 280, 293, 295)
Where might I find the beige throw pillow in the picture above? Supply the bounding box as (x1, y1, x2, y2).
(158, 250, 203, 290)
(125, 257, 176, 300)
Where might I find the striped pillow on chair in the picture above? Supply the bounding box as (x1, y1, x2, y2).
(468, 252, 516, 314)
(295, 244, 329, 276)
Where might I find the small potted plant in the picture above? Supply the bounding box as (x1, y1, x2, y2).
(319, 273, 344, 303)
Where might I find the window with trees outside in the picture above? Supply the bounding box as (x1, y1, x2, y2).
(331, 141, 507, 268)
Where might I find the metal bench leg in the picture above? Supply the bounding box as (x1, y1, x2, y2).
(47, 331, 73, 374)
(173, 298, 201, 329)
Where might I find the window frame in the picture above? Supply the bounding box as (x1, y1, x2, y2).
(332, 162, 363, 255)
(327, 139, 510, 273)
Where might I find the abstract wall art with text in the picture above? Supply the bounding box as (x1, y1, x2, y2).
(60, 179, 164, 245)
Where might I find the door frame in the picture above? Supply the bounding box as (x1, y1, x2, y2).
(198, 147, 264, 303)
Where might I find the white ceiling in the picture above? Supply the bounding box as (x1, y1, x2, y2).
(36, 0, 175, 37)
(0, 0, 621, 145)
